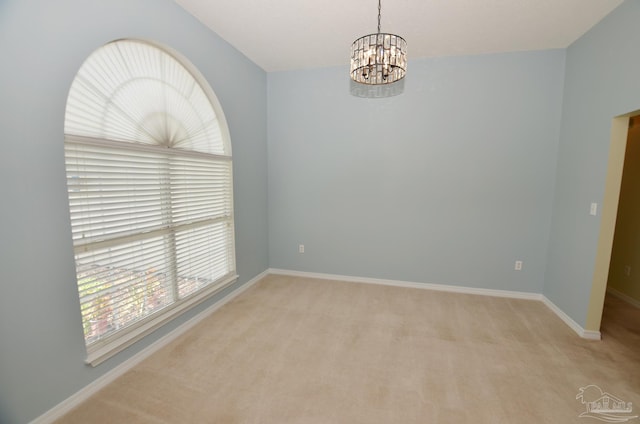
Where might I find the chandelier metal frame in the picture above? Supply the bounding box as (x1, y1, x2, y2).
(350, 0, 407, 85)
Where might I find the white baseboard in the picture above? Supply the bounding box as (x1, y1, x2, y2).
(268, 268, 543, 300)
(30, 269, 269, 424)
(540, 296, 601, 340)
(268, 268, 600, 340)
(607, 286, 640, 309)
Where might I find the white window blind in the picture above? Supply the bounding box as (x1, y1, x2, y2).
(64, 39, 236, 366)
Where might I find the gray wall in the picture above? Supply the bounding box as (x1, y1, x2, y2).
(544, 0, 640, 327)
(268, 50, 565, 293)
(2, 0, 638, 421)
(0, 1, 268, 422)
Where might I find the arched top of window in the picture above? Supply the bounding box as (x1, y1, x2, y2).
(64, 39, 231, 156)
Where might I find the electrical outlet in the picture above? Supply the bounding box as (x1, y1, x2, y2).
(625, 265, 631, 277)
(298, 244, 305, 254)
(515, 260, 523, 271)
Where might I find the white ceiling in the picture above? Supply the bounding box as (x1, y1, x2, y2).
(174, 0, 623, 72)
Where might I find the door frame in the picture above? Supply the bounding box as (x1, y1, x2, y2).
(586, 113, 638, 331)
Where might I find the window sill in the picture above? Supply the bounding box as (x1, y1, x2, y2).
(85, 273, 239, 367)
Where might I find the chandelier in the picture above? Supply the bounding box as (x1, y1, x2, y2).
(350, 0, 407, 85)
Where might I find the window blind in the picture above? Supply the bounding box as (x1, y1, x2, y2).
(63, 39, 236, 365)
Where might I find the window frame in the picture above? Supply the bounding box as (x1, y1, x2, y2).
(63, 39, 237, 366)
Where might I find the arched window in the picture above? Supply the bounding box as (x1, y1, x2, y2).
(64, 39, 236, 366)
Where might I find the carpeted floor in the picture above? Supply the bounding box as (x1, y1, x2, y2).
(56, 274, 640, 423)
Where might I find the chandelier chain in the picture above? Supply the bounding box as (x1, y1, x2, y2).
(377, 0, 382, 33)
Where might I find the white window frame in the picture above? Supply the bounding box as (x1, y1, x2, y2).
(63, 39, 237, 366)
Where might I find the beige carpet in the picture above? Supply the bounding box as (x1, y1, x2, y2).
(56, 274, 640, 423)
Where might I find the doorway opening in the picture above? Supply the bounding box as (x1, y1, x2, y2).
(587, 112, 640, 333)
